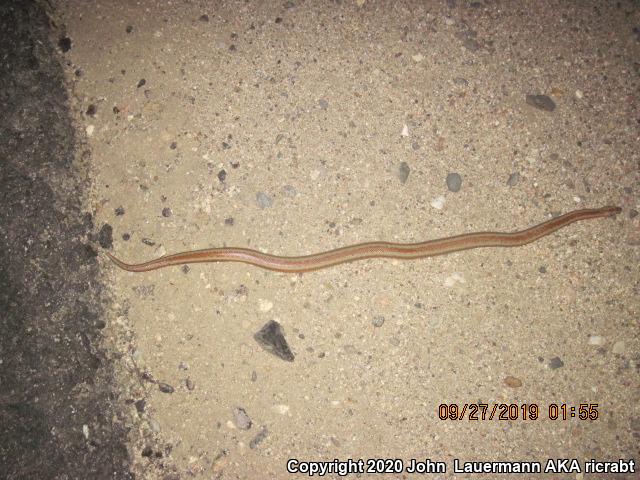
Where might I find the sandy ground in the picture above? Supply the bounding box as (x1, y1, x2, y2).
(56, 0, 637, 478)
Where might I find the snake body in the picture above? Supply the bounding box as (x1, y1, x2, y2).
(106, 206, 621, 273)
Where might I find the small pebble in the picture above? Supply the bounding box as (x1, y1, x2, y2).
(86, 104, 97, 116)
(548, 357, 564, 369)
(318, 99, 329, 110)
(446, 172, 462, 192)
(273, 404, 290, 415)
(397, 162, 411, 184)
(158, 383, 174, 394)
(217, 169, 227, 182)
(452, 77, 468, 86)
(526, 94, 556, 112)
(258, 299, 273, 312)
(170, 141, 177, 149)
(430, 195, 446, 209)
(135, 399, 146, 413)
(282, 185, 297, 197)
(463, 38, 481, 51)
(256, 192, 273, 208)
(185, 378, 195, 390)
(224, 217, 234, 226)
(372, 315, 385, 327)
(503, 376, 523, 388)
(126, 25, 134, 33)
(161, 207, 172, 217)
(86, 125, 95, 137)
(115, 206, 125, 216)
(588, 335, 605, 346)
(97, 224, 113, 248)
(401, 124, 409, 137)
(137, 78, 146, 88)
(506, 172, 519, 186)
(611, 341, 625, 355)
(199, 14, 209, 22)
(411, 53, 424, 62)
(233, 407, 252, 430)
(444, 272, 465, 287)
(148, 419, 160, 432)
(249, 427, 268, 449)
(58, 36, 72, 52)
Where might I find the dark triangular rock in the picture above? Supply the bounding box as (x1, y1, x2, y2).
(254, 320, 294, 362)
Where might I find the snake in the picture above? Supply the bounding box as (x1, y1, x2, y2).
(106, 206, 621, 273)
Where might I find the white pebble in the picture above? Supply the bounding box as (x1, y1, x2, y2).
(575, 90, 583, 99)
(273, 404, 290, 415)
(411, 53, 424, 63)
(258, 299, 273, 312)
(85, 125, 95, 137)
(444, 272, 466, 287)
(588, 335, 605, 346)
(401, 124, 409, 137)
(430, 195, 446, 209)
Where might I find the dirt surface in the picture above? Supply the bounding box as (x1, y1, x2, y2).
(18, 0, 640, 478)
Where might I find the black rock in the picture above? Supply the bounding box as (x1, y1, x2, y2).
(254, 320, 294, 362)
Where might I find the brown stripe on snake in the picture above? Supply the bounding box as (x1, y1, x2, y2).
(106, 206, 621, 273)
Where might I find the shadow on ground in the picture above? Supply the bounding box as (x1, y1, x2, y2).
(0, 2, 134, 478)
